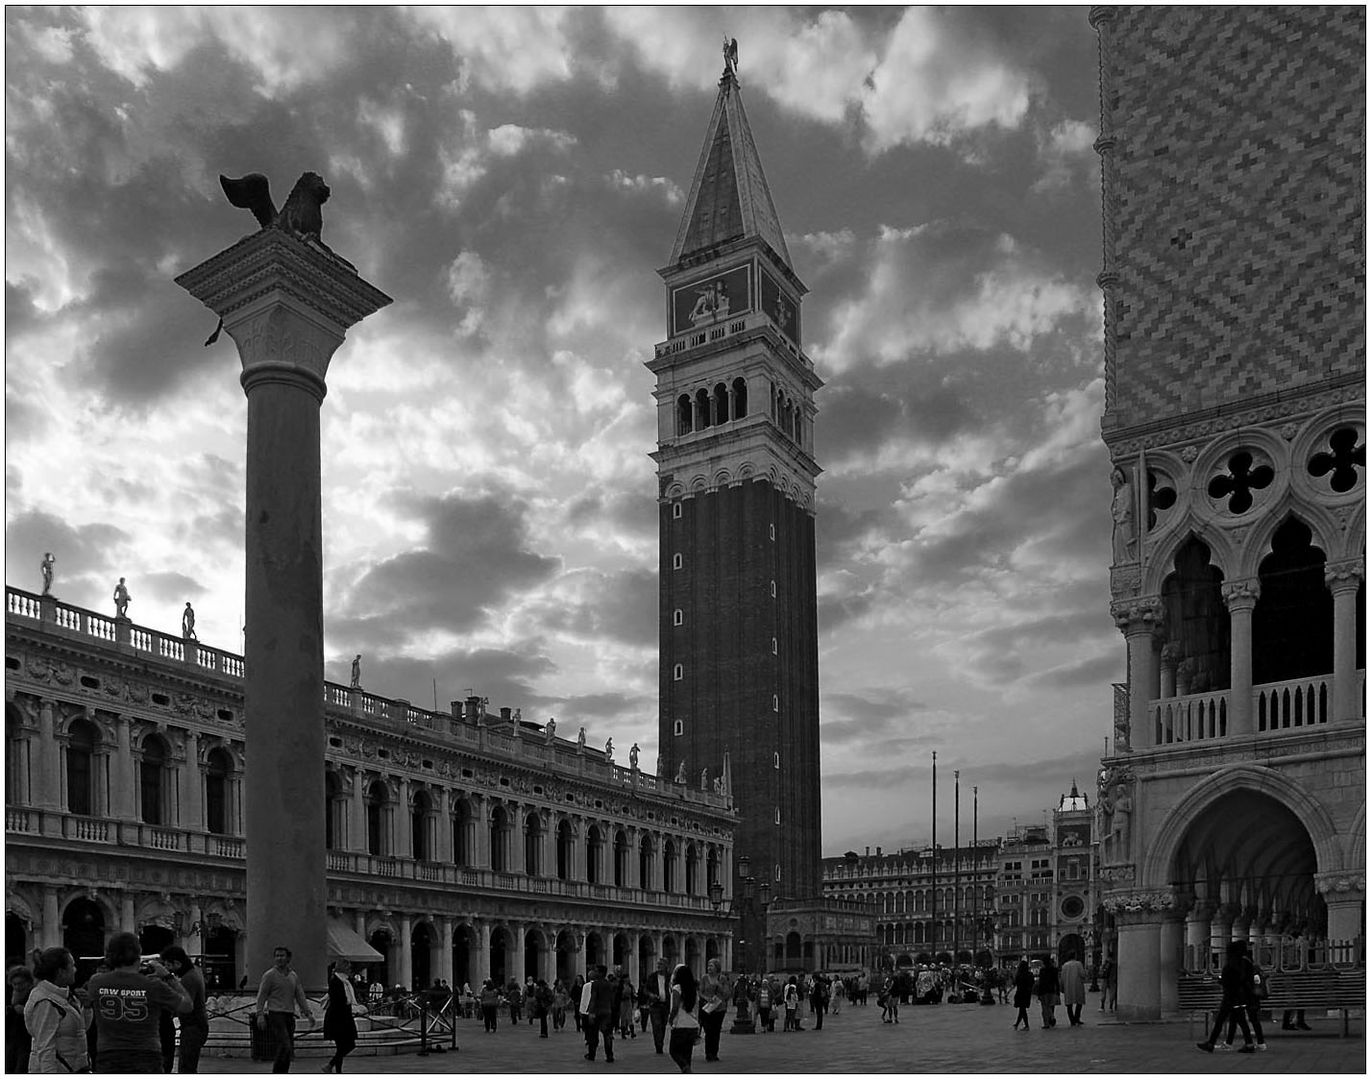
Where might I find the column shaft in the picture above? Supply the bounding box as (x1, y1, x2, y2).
(1328, 568, 1362, 723)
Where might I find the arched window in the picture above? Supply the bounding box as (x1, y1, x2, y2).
(140, 734, 168, 825)
(677, 394, 693, 436)
(490, 805, 509, 873)
(663, 839, 677, 893)
(712, 382, 728, 425)
(586, 825, 603, 885)
(411, 790, 432, 861)
(639, 835, 655, 890)
(685, 843, 699, 895)
(325, 772, 340, 849)
(524, 813, 542, 876)
(556, 820, 573, 880)
(695, 388, 712, 429)
(706, 848, 719, 888)
(66, 719, 96, 816)
(731, 377, 748, 419)
(614, 830, 629, 888)
(205, 747, 232, 835)
(366, 780, 389, 856)
(452, 800, 471, 866)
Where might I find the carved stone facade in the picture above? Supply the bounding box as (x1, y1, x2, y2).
(5, 589, 738, 991)
(1092, 5, 1365, 1020)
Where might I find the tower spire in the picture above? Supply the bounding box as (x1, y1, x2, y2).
(669, 39, 790, 268)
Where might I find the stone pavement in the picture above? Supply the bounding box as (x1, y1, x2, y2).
(198, 1000, 1366, 1075)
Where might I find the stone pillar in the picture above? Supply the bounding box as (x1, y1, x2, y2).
(1110, 598, 1164, 748)
(395, 778, 412, 859)
(1184, 901, 1214, 971)
(1111, 905, 1165, 1021)
(1159, 643, 1180, 699)
(476, 922, 491, 983)
(1158, 913, 1184, 1014)
(38, 703, 61, 811)
(349, 770, 366, 853)
(436, 790, 453, 867)
(511, 922, 526, 983)
(1220, 579, 1260, 735)
(398, 914, 413, 991)
(1316, 872, 1367, 955)
(1326, 561, 1363, 724)
(186, 902, 204, 958)
(177, 230, 389, 989)
(475, 800, 492, 869)
(112, 716, 136, 820)
(181, 730, 202, 831)
(120, 894, 135, 932)
(42, 888, 60, 949)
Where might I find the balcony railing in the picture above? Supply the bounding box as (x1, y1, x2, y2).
(652, 310, 812, 369)
(1150, 672, 1363, 745)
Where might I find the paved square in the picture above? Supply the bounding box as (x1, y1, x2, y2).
(197, 1000, 1365, 1074)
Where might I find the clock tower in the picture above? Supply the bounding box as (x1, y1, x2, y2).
(648, 46, 825, 922)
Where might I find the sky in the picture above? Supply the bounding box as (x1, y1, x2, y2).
(5, 6, 1115, 857)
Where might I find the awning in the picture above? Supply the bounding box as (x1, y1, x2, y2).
(327, 919, 383, 963)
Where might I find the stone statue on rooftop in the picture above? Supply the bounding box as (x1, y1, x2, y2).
(350, 654, 361, 689)
(629, 742, 639, 769)
(40, 553, 54, 596)
(700, 767, 709, 790)
(113, 577, 131, 618)
(577, 726, 586, 750)
(723, 35, 738, 74)
(605, 737, 614, 760)
(545, 717, 556, 744)
(675, 760, 687, 784)
(182, 602, 198, 641)
(1110, 466, 1136, 564)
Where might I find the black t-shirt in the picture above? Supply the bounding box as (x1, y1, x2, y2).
(88, 969, 185, 1067)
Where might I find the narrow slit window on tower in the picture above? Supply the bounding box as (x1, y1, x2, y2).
(771, 637, 778, 655)
(772, 694, 779, 712)
(769, 523, 775, 541)
(773, 752, 780, 769)
(674, 663, 684, 681)
(673, 553, 683, 570)
(674, 609, 684, 626)
(769, 580, 777, 597)
(673, 502, 683, 519)
(673, 719, 684, 736)
(774, 808, 781, 825)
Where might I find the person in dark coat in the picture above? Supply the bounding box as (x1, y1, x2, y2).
(322, 959, 359, 1073)
(1011, 960, 1034, 1031)
(1197, 940, 1255, 1053)
(1036, 956, 1060, 1029)
(584, 965, 615, 1063)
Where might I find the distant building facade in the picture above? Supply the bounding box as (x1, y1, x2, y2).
(1092, 6, 1365, 1019)
(994, 784, 1101, 971)
(5, 588, 737, 990)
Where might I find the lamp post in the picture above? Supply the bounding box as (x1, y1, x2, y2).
(710, 855, 773, 1034)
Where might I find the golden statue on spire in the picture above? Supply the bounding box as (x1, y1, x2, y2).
(723, 35, 738, 76)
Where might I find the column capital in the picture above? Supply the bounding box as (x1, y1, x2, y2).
(1325, 559, 1364, 592)
(1110, 596, 1164, 634)
(1103, 888, 1181, 925)
(1314, 870, 1366, 900)
(1220, 577, 1261, 610)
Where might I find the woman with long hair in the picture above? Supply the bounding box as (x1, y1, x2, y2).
(1011, 960, 1034, 1030)
(322, 958, 359, 1073)
(667, 964, 699, 1073)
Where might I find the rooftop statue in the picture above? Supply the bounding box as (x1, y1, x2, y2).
(220, 172, 331, 244)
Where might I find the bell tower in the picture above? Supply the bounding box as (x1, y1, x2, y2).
(648, 42, 825, 914)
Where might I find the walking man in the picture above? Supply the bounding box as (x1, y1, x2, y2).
(644, 958, 672, 1053)
(1060, 951, 1087, 1026)
(255, 946, 312, 1072)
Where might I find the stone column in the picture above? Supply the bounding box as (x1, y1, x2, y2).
(349, 770, 367, 854)
(475, 799, 492, 869)
(436, 917, 454, 987)
(38, 703, 61, 811)
(1325, 561, 1363, 724)
(182, 730, 202, 831)
(1184, 901, 1214, 971)
(186, 902, 204, 959)
(1316, 872, 1367, 957)
(436, 790, 453, 868)
(399, 914, 413, 991)
(1109, 895, 1171, 1021)
(1158, 912, 1184, 1014)
(1220, 579, 1260, 735)
(120, 894, 135, 932)
(476, 922, 491, 982)
(112, 716, 136, 820)
(511, 922, 526, 983)
(42, 887, 60, 949)
(1159, 643, 1180, 699)
(177, 226, 390, 989)
(395, 778, 413, 859)
(1110, 598, 1164, 748)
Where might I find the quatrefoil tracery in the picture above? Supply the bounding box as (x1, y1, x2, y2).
(1307, 427, 1364, 494)
(1207, 451, 1274, 514)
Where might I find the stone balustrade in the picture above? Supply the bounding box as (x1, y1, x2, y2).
(1150, 671, 1364, 746)
(653, 309, 812, 369)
